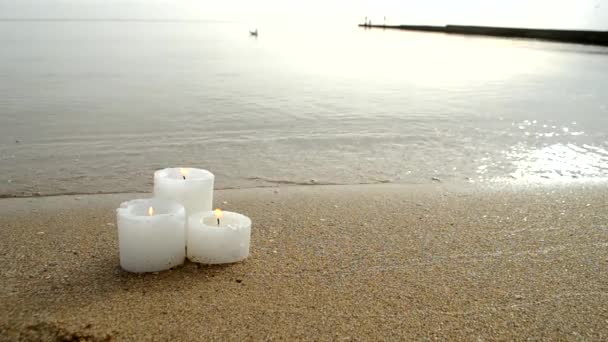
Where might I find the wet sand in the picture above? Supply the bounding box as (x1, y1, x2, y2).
(1, 184, 607, 341)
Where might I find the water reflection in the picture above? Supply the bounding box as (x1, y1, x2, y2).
(480, 120, 608, 184)
(2, 21, 608, 195)
(507, 142, 608, 181)
(276, 27, 551, 87)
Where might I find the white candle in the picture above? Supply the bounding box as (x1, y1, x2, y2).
(153, 167, 214, 216)
(116, 198, 186, 273)
(187, 209, 252, 264)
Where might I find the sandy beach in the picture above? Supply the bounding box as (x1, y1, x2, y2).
(1, 183, 607, 341)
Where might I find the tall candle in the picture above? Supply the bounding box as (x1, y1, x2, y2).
(154, 167, 214, 215)
(116, 198, 185, 273)
(187, 209, 252, 264)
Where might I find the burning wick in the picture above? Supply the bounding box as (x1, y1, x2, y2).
(179, 168, 189, 180)
(148, 207, 154, 216)
(214, 208, 224, 226)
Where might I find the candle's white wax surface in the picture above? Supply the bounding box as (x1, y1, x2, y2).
(116, 198, 185, 273)
(153, 168, 214, 216)
(187, 211, 251, 264)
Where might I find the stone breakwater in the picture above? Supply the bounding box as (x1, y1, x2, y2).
(360, 24, 608, 46)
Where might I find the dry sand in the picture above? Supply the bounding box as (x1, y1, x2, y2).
(0, 184, 607, 341)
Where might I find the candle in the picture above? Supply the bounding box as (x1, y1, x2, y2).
(116, 198, 186, 273)
(153, 167, 215, 216)
(187, 209, 252, 264)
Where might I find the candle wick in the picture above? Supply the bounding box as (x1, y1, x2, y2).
(217, 218, 220, 226)
(182, 175, 186, 180)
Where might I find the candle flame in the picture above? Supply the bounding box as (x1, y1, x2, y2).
(148, 207, 154, 216)
(214, 208, 224, 219)
(179, 168, 190, 177)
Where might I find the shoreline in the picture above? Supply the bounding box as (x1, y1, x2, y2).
(3, 177, 608, 199)
(360, 24, 608, 46)
(2, 184, 607, 340)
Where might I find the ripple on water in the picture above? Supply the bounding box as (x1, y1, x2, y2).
(504, 142, 608, 182)
(474, 120, 608, 185)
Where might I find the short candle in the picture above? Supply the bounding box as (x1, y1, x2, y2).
(116, 198, 186, 273)
(154, 167, 214, 216)
(187, 209, 252, 264)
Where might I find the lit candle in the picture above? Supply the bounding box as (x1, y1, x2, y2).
(187, 209, 252, 264)
(116, 198, 186, 273)
(153, 167, 214, 216)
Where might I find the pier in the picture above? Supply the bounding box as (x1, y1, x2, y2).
(359, 24, 608, 46)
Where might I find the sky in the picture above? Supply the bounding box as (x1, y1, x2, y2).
(0, 0, 607, 30)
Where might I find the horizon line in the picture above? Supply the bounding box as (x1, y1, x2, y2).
(0, 18, 239, 23)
